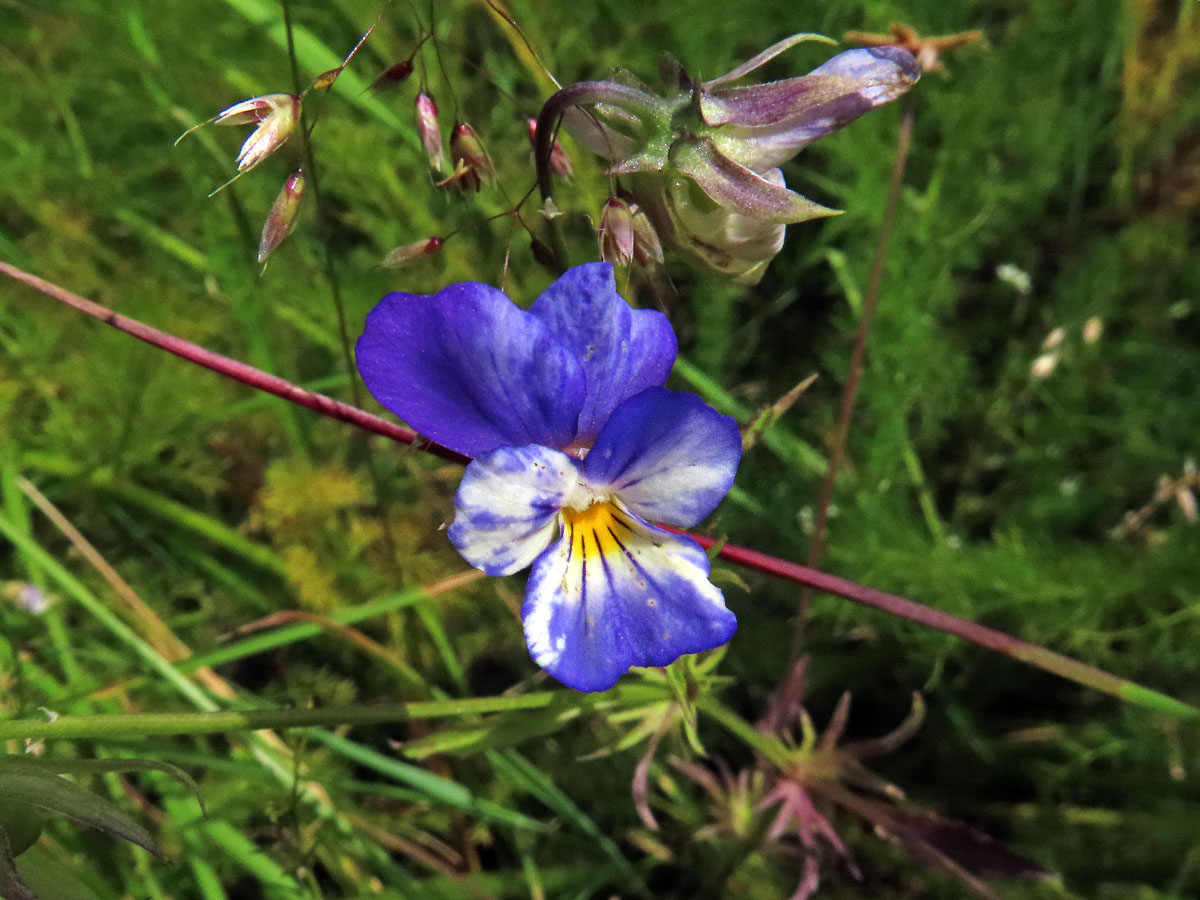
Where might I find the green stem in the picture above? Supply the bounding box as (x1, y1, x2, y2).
(0, 694, 579, 743)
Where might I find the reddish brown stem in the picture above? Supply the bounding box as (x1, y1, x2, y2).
(0, 261, 468, 466)
(792, 103, 915, 661)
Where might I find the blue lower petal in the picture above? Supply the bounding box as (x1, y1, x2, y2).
(448, 445, 580, 576)
(522, 500, 737, 692)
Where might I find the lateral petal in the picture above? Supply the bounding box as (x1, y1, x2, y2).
(448, 445, 580, 577)
(583, 387, 741, 527)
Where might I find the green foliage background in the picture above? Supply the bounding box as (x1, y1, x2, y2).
(1, 0, 1199, 898)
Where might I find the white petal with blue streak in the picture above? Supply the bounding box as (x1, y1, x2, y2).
(448, 445, 580, 576)
(584, 387, 742, 527)
(522, 500, 737, 692)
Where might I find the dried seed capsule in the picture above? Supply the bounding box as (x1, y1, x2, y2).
(598, 196, 635, 266)
(382, 236, 443, 268)
(257, 170, 306, 264)
(415, 92, 445, 172)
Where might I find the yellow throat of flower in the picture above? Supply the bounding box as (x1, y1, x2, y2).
(561, 500, 634, 561)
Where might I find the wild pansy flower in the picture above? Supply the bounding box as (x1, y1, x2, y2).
(355, 263, 740, 691)
(536, 37, 919, 283)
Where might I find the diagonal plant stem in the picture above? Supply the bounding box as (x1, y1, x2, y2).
(0, 691, 654, 743)
(2, 259, 1196, 721)
(0, 261, 468, 466)
(791, 102, 915, 663)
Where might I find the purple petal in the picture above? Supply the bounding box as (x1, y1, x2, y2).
(530, 263, 676, 443)
(583, 387, 741, 527)
(670, 136, 838, 224)
(448, 444, 580, 576)
(356, 281, 586, 457)
(701, 47, 918, 131)
(522, 501, 736, 692)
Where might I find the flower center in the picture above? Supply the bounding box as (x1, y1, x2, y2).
(561, 500, 630, 561)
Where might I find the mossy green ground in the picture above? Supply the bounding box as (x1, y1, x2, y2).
(1, 1, 1198, 898)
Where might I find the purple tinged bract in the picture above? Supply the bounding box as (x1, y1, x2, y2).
(546, 40, 920, 283)
(355, 262, 741, 691)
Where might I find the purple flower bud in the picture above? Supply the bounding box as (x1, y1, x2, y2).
(415, 92, 445, 172)
(527, 118, 573, 179)
(381, 236, 443, 268)
(598, 196, 635, 266)
(257, 170, 306, 264)
(541, 37, 919, 282)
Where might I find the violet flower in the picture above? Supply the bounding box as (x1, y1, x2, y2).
(355, 263, 740, 691)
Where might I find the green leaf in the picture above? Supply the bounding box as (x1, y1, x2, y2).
(0, 814, 43, 862)
(7, 757, 205, 816)
(0, 762, 161, 857)
(9, 844, 107, 900)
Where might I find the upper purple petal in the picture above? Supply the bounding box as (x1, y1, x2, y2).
(530, 263, 677, 444)
(356, 282, 586, 457)
(583, 387, 741, 527)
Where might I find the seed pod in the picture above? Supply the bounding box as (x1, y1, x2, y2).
(236, 95, 300, 172)
(598, 196, 635, 266)
(449, 121, 494, 184)
(257, 170, 306, 264)
(369, 59, 415, 93)
(629, 202, 664, 265)
(382, 236, 443, 268)
(415, 92, 445, 172)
